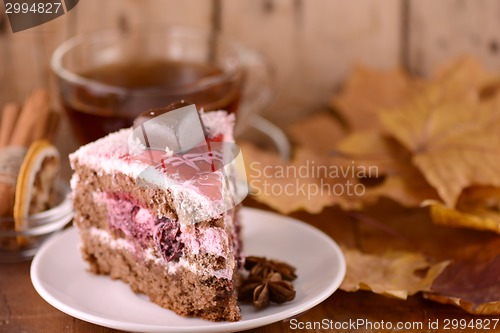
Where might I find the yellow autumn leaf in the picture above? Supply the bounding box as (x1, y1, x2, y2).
(241, 142, 365, 214)
(426, 186, 500, 234)
(380, 92, 500, 208)
(336, 131, 439, 207)
(287, 112, 345, 155)
(432, 55, 496, 103)
(340, 247, 450, 299)
(428, 203, 500, 234)
(331, 65, 415, 131)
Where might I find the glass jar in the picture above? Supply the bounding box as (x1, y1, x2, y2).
(0, 181, 73, 262)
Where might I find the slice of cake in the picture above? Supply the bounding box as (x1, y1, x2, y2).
(69, 108, 245, 321)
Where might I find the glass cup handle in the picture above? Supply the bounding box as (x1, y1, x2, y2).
(235, 46, 274, 134)
(236, 46, 291, 160)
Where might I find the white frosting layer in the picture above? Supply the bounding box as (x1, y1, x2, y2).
(202, 110, 235, 142)
(88, 227, 234, 280)
(70, 111, 234, 177)
(70, 111, 236, 225)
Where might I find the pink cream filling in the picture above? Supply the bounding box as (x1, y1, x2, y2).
(104, 192, 227, 258)
(106, 193, 156, 247)
(180, 228, 228, 257)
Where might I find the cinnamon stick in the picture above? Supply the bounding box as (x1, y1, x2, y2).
(31, 93, 52, 142)
(0, 184, 14, 217)
(0, 103, 20, 148)
(0, 103, 21, 216)
(45, 111, 61, 143)
(0, 89, 51, 217)
(9, 89, 50, 147)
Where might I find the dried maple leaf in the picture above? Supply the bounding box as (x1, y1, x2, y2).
(335, 131, 397, 175)
(241, 142, 362, 214)
(340, 247, 450, 299)
(425, 256, 500, 315)
(336, 200, 500, 314)
(428, 204, 500, 235)
(380, 92, 500, 209)
(242, 143, 335, 214)
(287, 112, 346, 155)
(330, 57, 500, 211)
(336, 131, 439, 207)
(425, 186, 500, 234)
(432, 56, 496, 103)
(243, 126, 439, 212)
(331, 65, 415, 131)
(348, 200, 500, 263)
(424, 293, 500, 316)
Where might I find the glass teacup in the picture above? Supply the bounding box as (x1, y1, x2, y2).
(51, 26, 274, 144)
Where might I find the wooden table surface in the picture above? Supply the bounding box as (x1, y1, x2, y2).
(0, 200, 498, 333)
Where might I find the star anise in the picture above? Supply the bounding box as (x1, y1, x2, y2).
(239, 272, 296, 309)
(239, 256, 297, 309)
(253, 283, 270, 309)
(267, 273, 296, 304)
(244, 256, 297, 281)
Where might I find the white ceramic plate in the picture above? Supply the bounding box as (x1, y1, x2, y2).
(31, 207, 345, 333)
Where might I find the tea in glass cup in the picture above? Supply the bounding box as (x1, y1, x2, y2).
(52, 27, 255, 143)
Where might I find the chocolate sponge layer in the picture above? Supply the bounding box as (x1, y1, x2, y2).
(79, 228, 241, 321)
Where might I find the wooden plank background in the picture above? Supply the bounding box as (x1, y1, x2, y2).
(407, 0, 500, 76)
(1, 0, 500, 160)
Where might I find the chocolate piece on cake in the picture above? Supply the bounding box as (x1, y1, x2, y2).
(70, 109, 245, 321)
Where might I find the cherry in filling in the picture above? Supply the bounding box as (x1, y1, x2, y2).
(106, 192, 184, 262)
